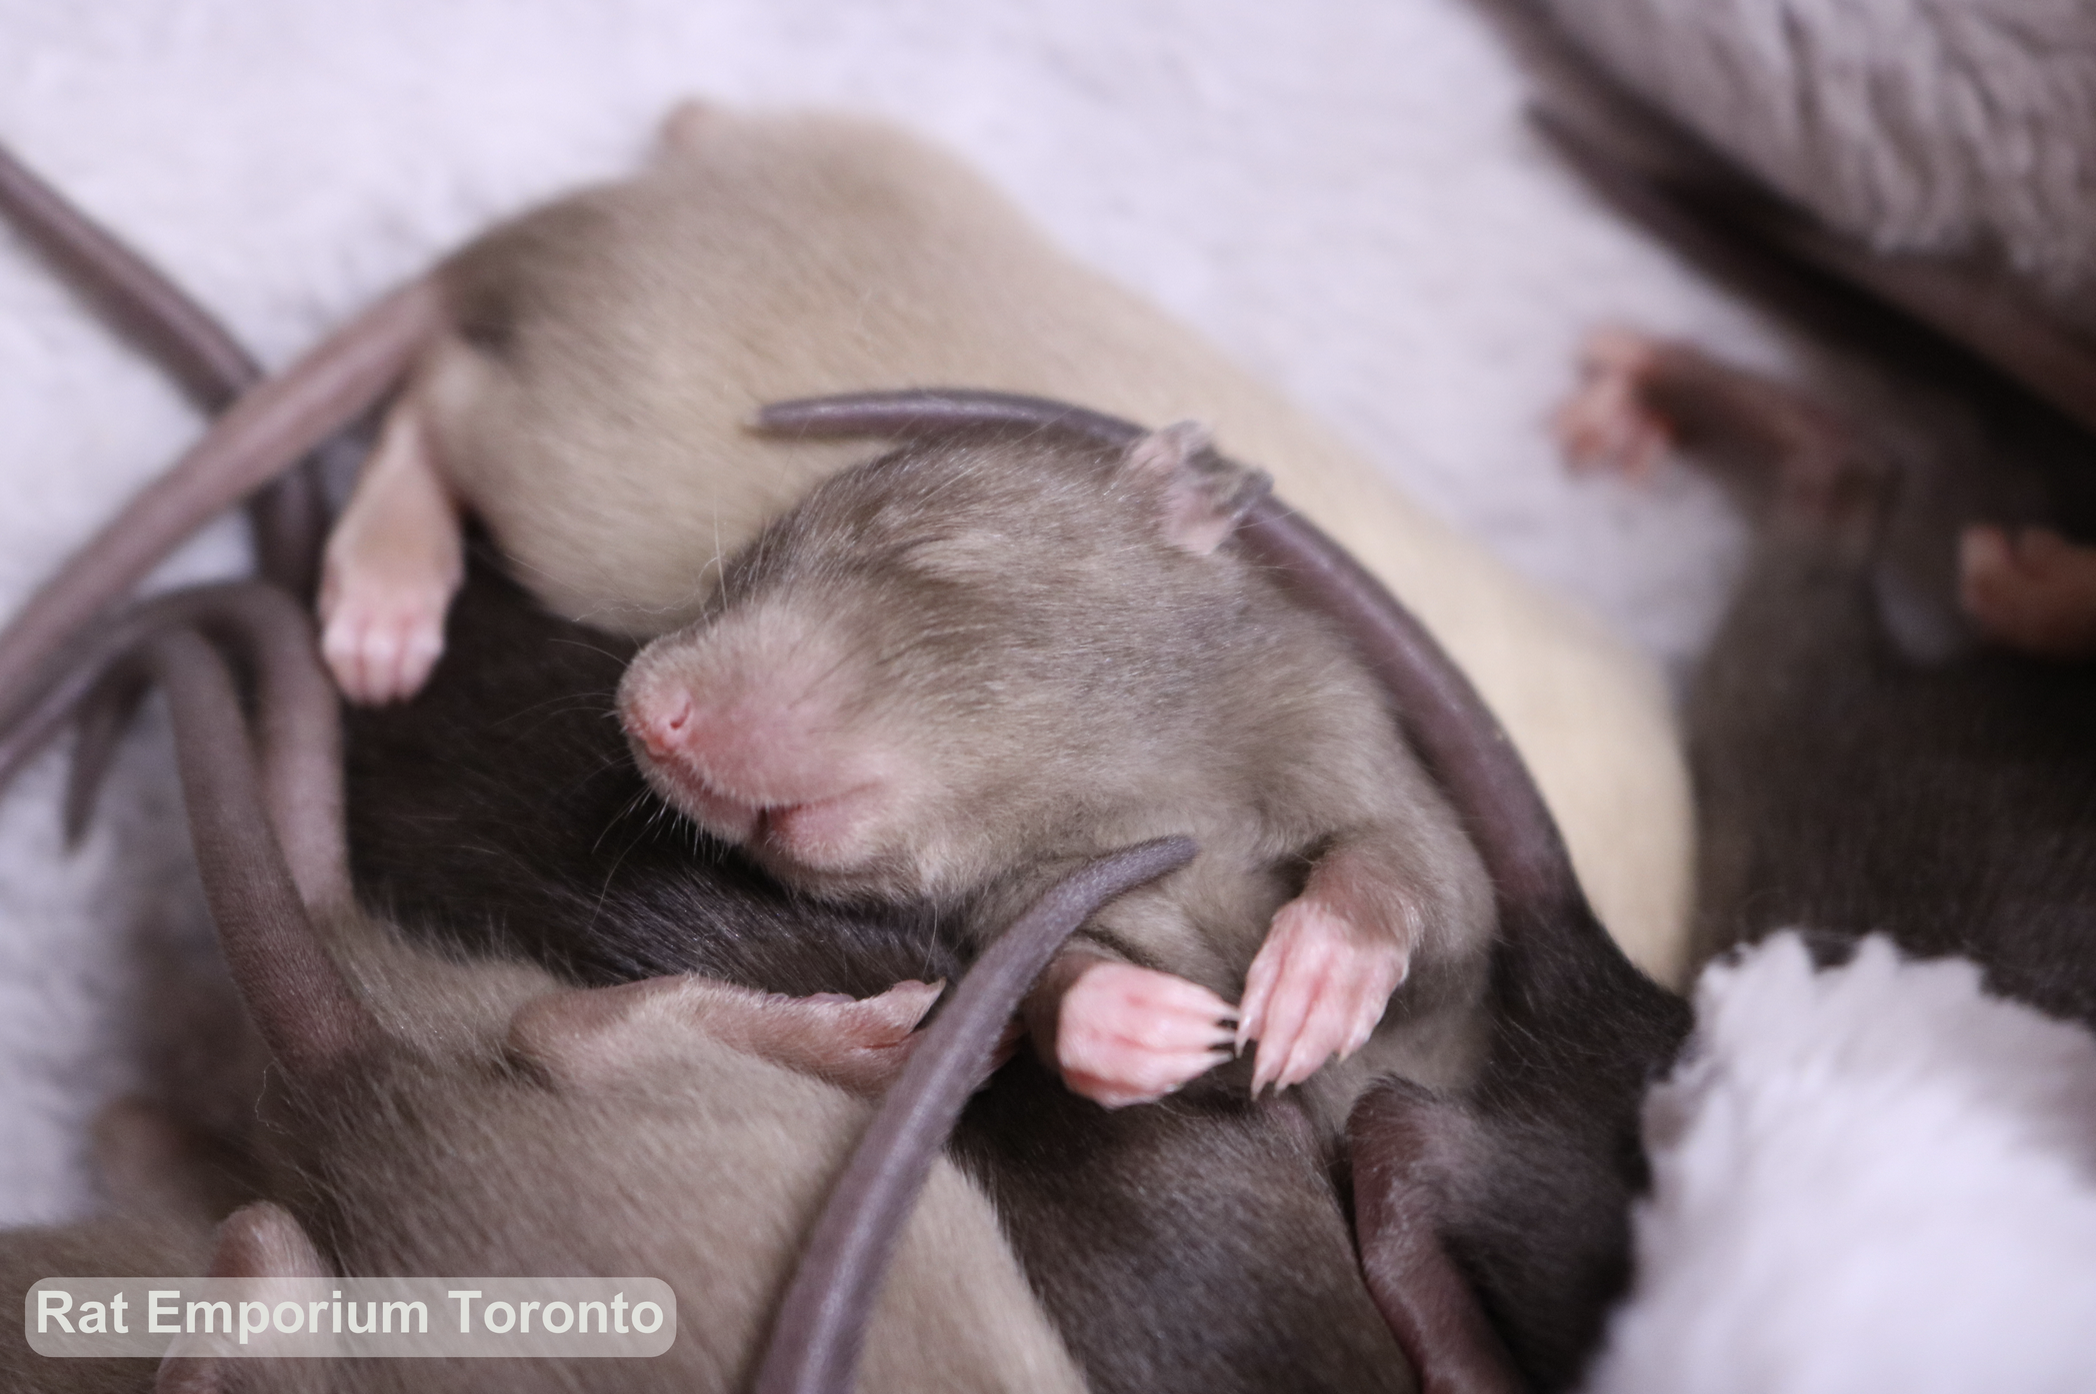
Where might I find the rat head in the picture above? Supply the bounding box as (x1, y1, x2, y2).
(617, 424, 1266, 901)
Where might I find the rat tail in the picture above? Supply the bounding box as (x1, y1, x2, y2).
(0, 580, 350, 913)
(753, 835, 1196, 1394)
(70, 584, 371, 1075)
(0, 139, 370, 597)
(0, 276, 442, 739)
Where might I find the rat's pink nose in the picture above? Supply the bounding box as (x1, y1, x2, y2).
(628, 689, 694, 761)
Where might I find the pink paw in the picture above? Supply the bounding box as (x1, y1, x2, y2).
(741, 978, 943, 1094)
(1055, 962, 1236, 1109)
(317, 565, 449, 706)
(1236, 898, 1409, 1096)
(1554, 327, 1675, 479)
(1960, 524, 2096, 660)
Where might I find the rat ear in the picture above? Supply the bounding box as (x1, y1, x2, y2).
(202, 1202, 335, 1282)
(507, 975, 943, 1096)
(156, 1203, 335, 1393)
(1122, 421, 1272, 556)
(654, 98, 719, 161)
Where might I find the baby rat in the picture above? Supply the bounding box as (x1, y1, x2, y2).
(734, 389, 1701, 1392)
(1561, 323, 2096, 1012)
(618, 405, 1495, 1120)
(0, 109, 1695, 979)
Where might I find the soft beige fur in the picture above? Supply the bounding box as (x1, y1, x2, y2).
(355, 103, 1693, 982)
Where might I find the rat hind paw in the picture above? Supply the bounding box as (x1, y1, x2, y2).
(1553, 327, 1676, 479)
(318, 573, 450, 705)
(1960, 524, 2096, 660)
(1238, 897, 1408, 1096)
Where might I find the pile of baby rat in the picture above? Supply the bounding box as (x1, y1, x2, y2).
(1, 94, 1821, 1394)
(0, 109, 1521, 1394)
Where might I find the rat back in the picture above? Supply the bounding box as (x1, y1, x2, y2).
(1690, 537, 2096, 1022)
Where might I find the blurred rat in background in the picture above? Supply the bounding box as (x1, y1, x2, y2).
(1479, 0, 2096, 660)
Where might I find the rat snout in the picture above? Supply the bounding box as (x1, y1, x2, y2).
(625, 687, 694, 762)
(619, 631, 897, 874)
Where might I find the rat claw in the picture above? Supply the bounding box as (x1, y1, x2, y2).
(1070, 1047, 1230, 1109)
(1234, 964, 1276, 1053)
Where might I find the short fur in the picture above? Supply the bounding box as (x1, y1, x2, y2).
(396, 104, 1691, 982)
(241, 912, 1092, 1394)
(344, 555, 960, 998)
(4, 223, 1421, 1391)
(0, 106, 1684, 977)
(621, 431, 1498, 1133)
(32, 599, 1092, 1394)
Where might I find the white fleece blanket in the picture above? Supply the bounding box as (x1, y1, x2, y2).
(9, 3, 2085, 1387)
(1589, 935, 2096, 1393)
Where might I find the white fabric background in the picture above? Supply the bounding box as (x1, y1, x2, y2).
(0, 0, 1779, 1232)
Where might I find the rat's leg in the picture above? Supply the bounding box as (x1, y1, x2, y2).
(1028, 949, 1236, 1109)
(1557, 326, 1885, 542)
(1959, 524, 2096, 659)
(1237, 838, 1414, 1096)
(316, 392, 463, 705)
(509, 975, 942, 1096)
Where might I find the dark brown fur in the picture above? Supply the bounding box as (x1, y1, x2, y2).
(344, 553, 961, 998)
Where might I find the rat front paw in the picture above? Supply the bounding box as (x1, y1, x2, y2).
(318, 564, 451, 705)
(1054, 962, 1235, 1109)
(1554, 327, 1676, 479)
(1960, 524, 2096, 660)
(1237, 898, 1409, 1096)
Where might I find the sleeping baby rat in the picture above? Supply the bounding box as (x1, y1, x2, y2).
(0, 106, 1694, 980)
(617, 414, 1495, 1119)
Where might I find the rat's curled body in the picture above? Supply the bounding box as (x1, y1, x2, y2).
(621, 423, 1496, 1125)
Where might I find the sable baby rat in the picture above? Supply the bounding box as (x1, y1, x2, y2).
(618, 412, 1496, 1117)
(0, 107, 1695, 979)
(730, 389, 1701, 1392)
(24, 583, 1199, 1394)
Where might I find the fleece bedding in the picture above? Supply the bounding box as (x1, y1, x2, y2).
(12, 4, 2085, 1389)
